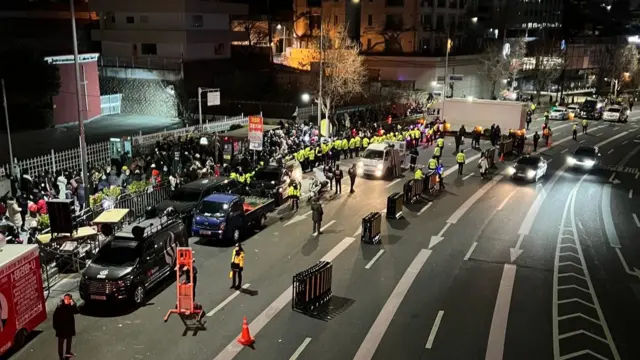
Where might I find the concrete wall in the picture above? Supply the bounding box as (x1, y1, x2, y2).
(52, 61, 101, 125)
(99, 77, 178, 118)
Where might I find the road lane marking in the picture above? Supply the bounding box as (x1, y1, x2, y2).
(386, 178, 402, 188)
(630, 189, 634, 199)
(623, 140, 629, 145)
(518, 165, 567, 235)
(353, 227, 362, 237)
(608, 149, 614, 154)
(633, 214, 640, 228)
(636, 173, 639, 180)
(319, 220, 336, 233)
(213, 237, 356, 360)
(497, 189, 517, 211)
(561, 148, 568, 153)
(289, 337, 312, 360)
(354, 249, 432, 360)
(447, 175, 504, 224)
(464, 242, 478, 260)
(596, 132, 603, 136)
(417, 202, 432, 215)
(547, 159, 553, 163)
(462, 173, 474, 180)
(485, 264, 517, 360)
(365, 250, 386, 269)
(207, 284, 251, 317)
(601, 184, 621, 248)
(579, 140, 585, 144)
(425, 310, 444, 349)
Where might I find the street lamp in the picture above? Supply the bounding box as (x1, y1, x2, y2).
(301, 93, 311, 102)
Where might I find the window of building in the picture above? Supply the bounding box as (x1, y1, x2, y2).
(140, 15, 149, 23)
(385, 14, 403, 30)
(437, 0, 445, 8)
(140, 43, 157, 55)
(214, 43, 225, 55)
(367, 38, 372, 49)
(334, 15, 338, 25)
(368, 14, 373, 26)
(190, 14, 203, 27)
(420, 38, 430, 50)
(459, 0, 466, 8)
(421, 14, 431, 30)
(436, 15, 444, 31)
(449, 0, 456, 8)
(126, 16, 134, 24)
(386, 0, 404, 6)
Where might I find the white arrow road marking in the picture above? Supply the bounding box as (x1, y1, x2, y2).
(510, 234, 525, 262)
(608, 172, 621, 184)
(285, 210, 312, 226)
(633, 214, 640, 228)
(429, 223, 451, 249)
(614, 248, 640, 279)
(518, 165, 567, 235)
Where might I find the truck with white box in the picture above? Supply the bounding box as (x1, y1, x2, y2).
(427, 98, 527, 134)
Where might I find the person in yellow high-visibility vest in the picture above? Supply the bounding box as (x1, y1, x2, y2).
(348, 137, 356, 159)
(433, 145, 442, 163)
(230, 244, 245, 289)
(354, 136, 361, 157)
(288, 181, 301, 211)
(456, 151, 466, 176)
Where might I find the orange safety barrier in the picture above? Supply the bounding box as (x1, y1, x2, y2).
(163, 247, 206, 331)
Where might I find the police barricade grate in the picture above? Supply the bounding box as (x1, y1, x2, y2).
(426, 170, 438, 196)
(386, 192, 403, 219)
(483, 147, 497, 169)
(361, 212, 382, 244)
(292, 261, 333, 313)
(403, 179, 424, 204)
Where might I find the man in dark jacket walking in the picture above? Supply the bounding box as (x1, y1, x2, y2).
(311, 198, 323, 235)
(53, 294, 78, 360)
(348, 164, 357, 193)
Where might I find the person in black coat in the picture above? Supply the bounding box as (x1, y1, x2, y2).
(311, 198, 323, 235)
(53, 294, 78, 360)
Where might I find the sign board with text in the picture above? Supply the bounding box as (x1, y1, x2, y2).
(207, 90, 220, 106)
(248, 116, 264, 150)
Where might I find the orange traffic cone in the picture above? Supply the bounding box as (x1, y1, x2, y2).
(499, 153, 504, 162)
(237, 316, 255, 346)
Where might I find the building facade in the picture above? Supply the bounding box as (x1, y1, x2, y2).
(89, 0, 249, 62)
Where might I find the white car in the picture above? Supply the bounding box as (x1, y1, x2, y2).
(548, 107, 569, 120)
(567, 104, 580, 117)
(602, 106, 628, 122)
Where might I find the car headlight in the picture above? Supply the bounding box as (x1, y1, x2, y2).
(357, 161, 363, 169)
(356, 168, 363, 175)
(583, 159, 595, 167)
(506, 167, 515, 176)
(375, 170, 383, 177)
(566, 156, 576, 165)
(376, 164, 383, 170)
(526, 170, 536, 178)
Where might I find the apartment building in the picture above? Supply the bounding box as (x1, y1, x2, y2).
(89, 0, 249, 62)
(292, 0, 472, 55)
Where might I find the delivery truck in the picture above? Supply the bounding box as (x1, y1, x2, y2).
(0, 244, 47, 356)
(427, 98, 526, 134)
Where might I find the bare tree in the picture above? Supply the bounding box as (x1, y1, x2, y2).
(299, 23, 367, 124)
(531, 45, 564, 101)
(231, 20, 269, 46)
(363, 28, 412, 53)
(590, 44, 638, 92)
(477, 42, 510, 98)
(507, 37, 527, 89)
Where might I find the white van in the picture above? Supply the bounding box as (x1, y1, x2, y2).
(356, 141, 406, 179)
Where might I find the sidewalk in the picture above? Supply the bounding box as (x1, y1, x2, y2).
(44, 273, 81, 312)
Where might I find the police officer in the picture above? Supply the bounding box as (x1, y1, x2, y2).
(288, 181, 301, 211)
(333, 164, 343, 195)
(433, 144, 442, 164)
(409, 147, 419, 171)
(230, 244, 245, 290)
(427, 155, 438, 172)
(582, 119, 588, 134)
(414, 167, 424, 180)
(572, 123, 577, 141)
(437, 136, 445, 149)
(456, 150, 466, 176)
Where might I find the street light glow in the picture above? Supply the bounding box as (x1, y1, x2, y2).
(301, 93, 311, 102)
(471, 17, 478, 24)
(277, 24, 282, 30)
(629, 35, 640, 44)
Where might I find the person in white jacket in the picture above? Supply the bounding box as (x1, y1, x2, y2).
(479, 156, 489, 179)
(56, 174, 67, 200)
(6, 197, 22, 230)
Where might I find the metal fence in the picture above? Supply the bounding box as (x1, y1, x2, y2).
(100, 94, 122, 115)
(99, 56, 182, 71)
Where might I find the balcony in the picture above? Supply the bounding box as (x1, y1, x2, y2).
(91, 29, 248, 43)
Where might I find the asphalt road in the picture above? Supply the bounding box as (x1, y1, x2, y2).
(11, 111, 640, 360)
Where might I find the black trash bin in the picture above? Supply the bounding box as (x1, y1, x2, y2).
(386, 192, 403, 219)
(361, 212, 381, 244)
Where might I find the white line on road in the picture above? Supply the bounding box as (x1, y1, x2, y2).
(386, 178, 402, 188)
(602, 184, 621, 248)
(353, 227, 362, 237)
(518, 165, 567, 235)
(485, 264, 517, 360)
(596, 132, 603, 136)
(579, 140, 585, 144)
(354, 249, 432, 360)
(320, 220, 336, 232)
(623, 140, 629, 145)
(636, 173, 640, 180)
(561, 148, 568, 153)
(497, 190, 517, 211)
(462, 173, 474, 180)
(425, 310, 445, 349)
(464, 242, 478, 261)
(630, 189, 634, 199)
(608, 149, 615, 154)
(289, 337, 312, 360)
(207, 284, 251, 317)
(437, 223, 451, 237)
(418, 202, 432, 215)
(213, 237, 356, 360)
(365, 250, 386, 269)
(447, 175, 504, 224)
(633, 214, 640, 228)
(547, 159, 554, 163)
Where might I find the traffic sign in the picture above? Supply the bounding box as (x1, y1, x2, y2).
(248, 116, 264, 150)
(207, 90, 220, 106)
(448, 74, 464, 82)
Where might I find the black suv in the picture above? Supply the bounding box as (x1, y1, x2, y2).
(156, 177, 242, 233)
(79, 216, 188, 307)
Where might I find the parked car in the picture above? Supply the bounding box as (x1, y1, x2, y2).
(548, 107, 569, 120)
(602, 105, 629, 123)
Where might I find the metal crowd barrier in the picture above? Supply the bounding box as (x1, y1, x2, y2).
(403, 170, 439, 203)
(483, 147, 497, 169)
(361, 212, 382, 244)
(292, 261, 333, 312)
(499, 139, 513, 155)
(386, 192, 403, 219)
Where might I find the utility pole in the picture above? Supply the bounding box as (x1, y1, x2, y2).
(1, 79, 15, 177)
(70, 0, 89, 204)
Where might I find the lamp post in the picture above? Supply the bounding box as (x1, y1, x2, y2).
(318, 6, 323, 138)
(1, 79, 15, 177)
(70, 0, 89, 204)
